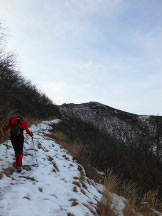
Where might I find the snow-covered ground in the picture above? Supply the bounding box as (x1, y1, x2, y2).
(0, 119, 146, 216)
(0, 120, 103, 216)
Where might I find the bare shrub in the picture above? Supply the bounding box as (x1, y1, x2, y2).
(119, 180, 139, 209)
(97, 191, 115, 216)
(141, 189, 162, 212)
(104, 169, 119, 193)
(0, 24, 60, 124)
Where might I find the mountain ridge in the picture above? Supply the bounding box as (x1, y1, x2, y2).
(59, 101, 162, 161)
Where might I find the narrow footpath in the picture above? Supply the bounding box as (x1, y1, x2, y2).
(0, 120, 102, 216)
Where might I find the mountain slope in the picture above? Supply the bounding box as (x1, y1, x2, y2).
(60, 102, 162, 160)
(0, 120, 103, 216)
(1, 120, 162, 215)
(58, 102, 162, 209)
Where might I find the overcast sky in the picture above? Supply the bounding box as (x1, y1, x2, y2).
(0, 0, 162, 115)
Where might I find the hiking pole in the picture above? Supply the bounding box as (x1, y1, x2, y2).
(5, 142, 8, 158)
(31, 136, 38, 167)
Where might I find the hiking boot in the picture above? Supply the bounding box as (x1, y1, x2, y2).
(16, 167, 22, 173)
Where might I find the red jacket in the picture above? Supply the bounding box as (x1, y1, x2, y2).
(4, 117, 32, 137)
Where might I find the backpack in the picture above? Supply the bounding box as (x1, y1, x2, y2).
(10, 119, 21, 136)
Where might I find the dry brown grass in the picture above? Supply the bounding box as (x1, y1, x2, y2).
(3, 167, 15, 177)
(0, 171, 3, 179)
(104, 169, 119, 193)
(138, 203, 159, 216)
(69, 198, 77, 202)
(37, 143, 42, 149)
(72, 181, 81, 187)
(67, 213, 75, 216)
(78, 165, 83, 172)
(25, 117, 41, 128)
(81, 161, 101, 182)
(50, 131, 67, 146)
(142, 190, 162, 210)
(119, 180, 138, 209)
(97, 190, 115, 216)
(83, 203, 97, 216)
(137, 189, 162, 214)
(37, 142, 48, 152)
(79, 171, 85, 181)
(80, 180, 88, 189)
(141, 213, 159, 216)
(97, 169, 162, 216)
(50, 130, 102, 182)
(52, 162, 59, 172)
(73, 186, 78, 192)
(80, 188, 86, 195)
(26, 116, 57, 128)
(0, 128, 8, 143)
(49, 128, 162, 215)
(123, 204, 138, 216)
(71, 200, 79, 207)
(73, 176, 79, 180)
(48, 156, 53, 162)
(38, 187, 43, 192)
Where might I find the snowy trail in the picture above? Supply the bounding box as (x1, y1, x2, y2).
(0, 120, 102, 216)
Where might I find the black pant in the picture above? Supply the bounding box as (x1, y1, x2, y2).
(11, 136, 24, 154)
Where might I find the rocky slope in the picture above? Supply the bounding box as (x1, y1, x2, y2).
(60, 102, 162, 159)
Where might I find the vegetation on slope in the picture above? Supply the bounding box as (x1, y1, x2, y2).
(51, 116, 162, 212)
(0, 24, 60, 141)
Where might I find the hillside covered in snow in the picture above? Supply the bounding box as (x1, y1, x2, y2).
(0, 119, 135, 216)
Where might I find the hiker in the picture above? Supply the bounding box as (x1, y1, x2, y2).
(3, 115, 33, 172)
